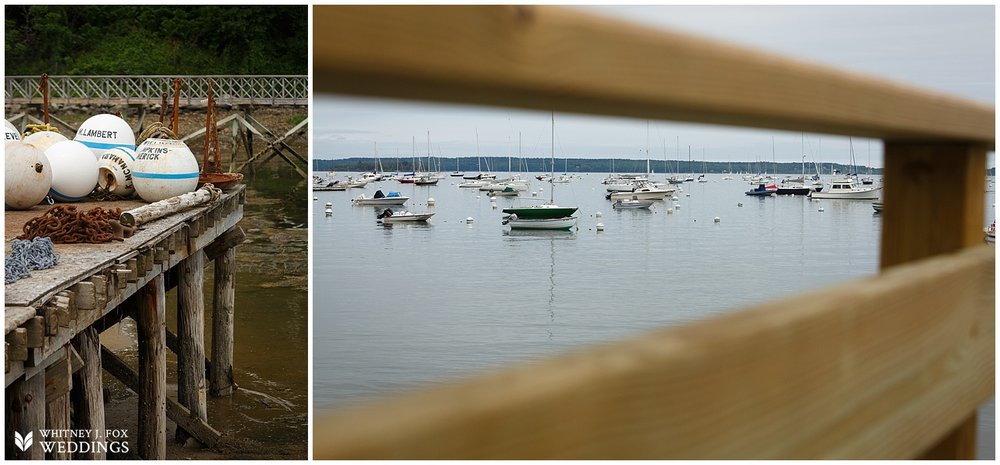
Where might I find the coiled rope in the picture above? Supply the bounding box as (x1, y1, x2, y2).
(23, 123, 60, 136)
(5, 237, 59, 284)
(138, 121, 177, 144)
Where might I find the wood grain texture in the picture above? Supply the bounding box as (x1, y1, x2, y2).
(137, 275, 166, 460)
(210, 247, 236, 397)
(314, 246, 993, 459)
(177, 250, 208, 444)
(314, 6, 994, 145)
(6, 369, 45, 460)
(71, 327, 106, 459)
(880, 142, 989, 459)
(4, 307, 35, 335)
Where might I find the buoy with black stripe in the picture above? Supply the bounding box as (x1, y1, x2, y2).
(74, 114, 136, 158)
(132, 138, 200, 202)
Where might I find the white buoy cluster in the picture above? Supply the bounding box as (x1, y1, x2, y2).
(5, 113, 202, 210)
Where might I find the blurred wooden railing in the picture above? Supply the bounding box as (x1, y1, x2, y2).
(313, 5, 995, 459)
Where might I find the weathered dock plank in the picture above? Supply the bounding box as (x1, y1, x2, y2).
(4, 186, 244, 307)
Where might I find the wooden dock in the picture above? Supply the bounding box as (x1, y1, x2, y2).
(5, 186, 245, 460)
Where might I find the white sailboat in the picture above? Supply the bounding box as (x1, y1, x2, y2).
(503, 113, 578, 230)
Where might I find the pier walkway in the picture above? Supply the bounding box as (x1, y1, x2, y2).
(5, 186, 245, 460)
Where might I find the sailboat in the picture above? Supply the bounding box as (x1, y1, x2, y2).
(809, 137, 881, 200)
(414, 131, 439, 185)
(502, 113, 578, 230)
(861, 140, 874, 185)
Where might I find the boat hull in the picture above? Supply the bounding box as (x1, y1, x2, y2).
(504, 216, 577, 230)
(810, 187, 882, 200)
(352, 197, 408, 206)
(379, 212, 434, 222)
(501, 206, 578, 219)
(613, 200, 653, 209)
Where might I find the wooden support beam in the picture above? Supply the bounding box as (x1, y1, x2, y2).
(7, 328, 28, 362)
(7, 369, 45, 460)
(100, 345, 222, 448)
(880, 142, 988, 459)
(177, 250, 208, 444)
(165, 328, 213, 374)
(314, 5, 994, 145)
(44, 348, 74, 460)
(71, 327, 106, 459)
(137, 275, 166, 460)
(211, 247, 236, 397)
(205, 227, 247, 261)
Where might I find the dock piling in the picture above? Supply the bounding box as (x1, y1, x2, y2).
(177, 250, 208, 444)
(137, 275, 166, 460)
(211, 247, 236, 396)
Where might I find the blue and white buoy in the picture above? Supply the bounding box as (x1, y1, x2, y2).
(132, 138, 200, 202)
(74, 114, 136, 158)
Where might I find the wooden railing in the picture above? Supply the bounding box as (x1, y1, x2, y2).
(313, 6, 995, 459)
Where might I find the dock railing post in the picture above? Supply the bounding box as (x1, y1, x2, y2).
(880, 141, 988, 459)
(211, 247, 236, 397)
(177, 250, 208, 443)
(137, 274, 166, 460)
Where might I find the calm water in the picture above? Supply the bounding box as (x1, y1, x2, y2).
(313, 172, 993, 458)
(104, 167, 308, 459)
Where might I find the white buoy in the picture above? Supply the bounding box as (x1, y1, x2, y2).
(5, 142, 52, 209)
(96, 147, 137, 197)
(737, 202, 743, 207)
(427, 197, 435, 206)
(596, 222, 604, 232)
(4, 119, 21, 143)
(325, 201, 332, 207)
(132, 138, 200, 202)
(491, 201, 497, 209)
(476, 195, 481, 199)
(595, 211, 603, 218)
(466, 217, 474, 224)
(714, 217, 721, 223)
(324, 207, 333, 216)
(671, 196, 678, 201)
(686, 193, 691, 197)
(22, 130, 69, 153)
(313, 197, 318, 201)
(74, 114, 136, 158)
(667, 208, 673, 214)
(675, 204, 681, 209)
(45, 140, 99, 202)
(819, 207, 825, 212)
(532, 191, 538, 197)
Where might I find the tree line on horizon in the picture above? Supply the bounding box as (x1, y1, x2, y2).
(5, 5, 307, 76)
(313, 157, 899, 176)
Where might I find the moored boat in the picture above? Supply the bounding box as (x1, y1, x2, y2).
(351, 190, 408, 206)
(612, 198, 653, 209)
(502, 214, 577, 230)
(376, 208, 434, 223)
(808, 177, 881, 199)
(745, 183, 777, 196)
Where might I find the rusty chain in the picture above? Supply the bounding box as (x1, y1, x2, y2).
(18, 205, 136, 244)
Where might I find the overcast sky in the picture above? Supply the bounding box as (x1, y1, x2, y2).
(314, 5, 995, 168)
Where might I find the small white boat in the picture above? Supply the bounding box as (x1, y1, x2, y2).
(376, 208, 434, 223)
(502, 214, 577, 230)
(351, 190, 408, 206)
(344, 177, 369, 189)
(986, 221, 995, 243)
(612, 199, 653, 209)
(809, 177, 881, 200)
(608, 183, 673, 200)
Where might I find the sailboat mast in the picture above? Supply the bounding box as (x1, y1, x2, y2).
(645, 120, 650, 176)
(550, 112, 555, 203)
(476, 129, 481, 173)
